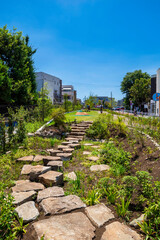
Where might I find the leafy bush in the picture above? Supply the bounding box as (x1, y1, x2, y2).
(86, 114, 127, 139)
(85, 187, 101, 206)
(51, 108, 66, 128)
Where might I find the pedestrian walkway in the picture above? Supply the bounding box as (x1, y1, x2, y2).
(12, 121, 142, 240)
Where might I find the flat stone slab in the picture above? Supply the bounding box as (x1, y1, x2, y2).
(66, 171, 77, 180)
(63, 148, 74, 153)
(12, 191, 36, 205)
(85, 203, 114, 227)
(33, 155, 45, 162)
(40, 195, 86, 215)
(15, 201, 39, 223)
(17, 155, 34, 162)
(31, 212, 95, 240)
(84, 143, 93, 146)
(37, 186, 64, 202)
(83, 151, 91, 155)
(47, 161, 63, 171)
(43, 156, 61, 165)
(57, 153, 72, 161)
(65, 137, 80, 141)
(38, 171, 63, 187)
(90, 164, 110, 172)
(101, 221, 141, 240)
(88, 156, 99, 161)
(46, 149, 62, 156)
(12, 181, 45, 193)
(68, 143, 81, 149)
(92, 145, 100, 149)
(21, 165, 50, 177)
(58, 145, 69, 150)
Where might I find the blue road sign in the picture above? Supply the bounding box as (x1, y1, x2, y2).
(152, 93, 160, 101)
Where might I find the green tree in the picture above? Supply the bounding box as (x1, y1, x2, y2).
(0, 26, 37, 105)
(130, 78, 151, 110)
(121, 70, 150, 109)
(85, 95, 96, 109)
(0, 61, 12, 104)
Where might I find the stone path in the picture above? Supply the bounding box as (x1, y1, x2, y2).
(12, 121, 142, 240)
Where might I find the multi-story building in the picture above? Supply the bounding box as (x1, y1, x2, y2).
(36, 72, 62, 104)
(62, 85, 77, 103)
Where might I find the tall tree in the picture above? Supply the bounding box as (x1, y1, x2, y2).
(120, 70, 150, 109)
(0, 26, 37, 105)
(0, 61, 12, 104)
(130, 78, 151, 110)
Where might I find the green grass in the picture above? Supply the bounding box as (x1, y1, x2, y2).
(65, 111, 99, 122)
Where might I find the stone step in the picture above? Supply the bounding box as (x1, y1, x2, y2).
(46, 149, 62, 156)
(46, 161, 63, 171)
(12, 181, 45, 193)
(61, 141, 72, 146)
(101, 221, 141, 240)
(43, 156, 61, 166)
(12, 191, 37, 206)
(85, 203, 115, 228)
(29, 212, 95, 240)
(40, 195, 86, 215)
(57, 145, 70, 151)
(70, 132, 85, 136)
(21, 165, 51, 181)
(65, 137, 80, 142)
(56, 153, 72, 161)
(90, 164, 110, 172)
(71, 129, 86, 133)
(68, 143, 81, 149)
(38, 171, 63, 187)
(67, 135, 84, 140)
(62, 148, 74, 153)
(37, 186, 65, 203)
(15, 201, 39, 224)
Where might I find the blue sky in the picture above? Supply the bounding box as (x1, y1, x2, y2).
(1, 0, 160, 100)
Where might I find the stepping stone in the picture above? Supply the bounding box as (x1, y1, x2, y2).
(92, 145, 100, 149)
(84, 143, 93, 146)
(65, 171, 77, 180)
(30, 212, 95, 240)
(83, 151, 91, 155)
(90, 164, 110, 172)
(57, 145, 69, 151)
(33, 155, 45, 162)
(15, 201, 39, 223)
(47, 161, 63, 171)
(65, 137, 80, 142)
(70, 132, 85, 136)
(17, 155, 34, 162)
(12, 191, 36, 206)
(85, 203, 114, 227)
(21, 165, 51, 177)
(15, 180, 30, 185)
(29, 166, 51, 181)
(130, 214, 146, 228)
(40, 195, 86, 215)
(88, 156, 99, 161)
(38, 171, 63, 187)
(57, 153, 72, 161)
(101, 221, 141, 240)
(63, 148, 74, 153)
(12, 181, 45, 193)
(37, 186, 64, 202)
(46, 149, 62, 156)
(43, 156, 61, 165)
(68, 143, 81, 149)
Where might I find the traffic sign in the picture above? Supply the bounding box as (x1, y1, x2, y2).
(152, 93, 160, 101)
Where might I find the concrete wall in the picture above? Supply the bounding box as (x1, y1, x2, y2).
(36, 72, 62, 104)
(156, 69, 160, 115)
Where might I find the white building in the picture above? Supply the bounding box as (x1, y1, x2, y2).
(156, 68, 160, 115)
(36, 72, 62, 104)
(62, 85, 77, 103)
